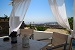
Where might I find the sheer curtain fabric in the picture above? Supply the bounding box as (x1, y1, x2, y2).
(48, 0, 70, 30)
(9, 0, 31, 34)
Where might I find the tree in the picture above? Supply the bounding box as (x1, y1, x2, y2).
(4, 14, 8, 18)
(36, 26, 47, 31)
(68, 17, 73, 30)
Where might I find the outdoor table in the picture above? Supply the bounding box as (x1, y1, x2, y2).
(0, 36, 48, 50)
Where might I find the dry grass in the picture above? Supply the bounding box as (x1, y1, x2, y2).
(45, 29, 68, 34)
(24, 27, 69, 34)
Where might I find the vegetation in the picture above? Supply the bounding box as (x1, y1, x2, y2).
(29, 22, 32, 29)
(36, 26, 47, 31)
(25, 23, 32, 29)
(4, 14, 8, 18)
(68, 17, 73, 30)
(0, 14, 9, 36)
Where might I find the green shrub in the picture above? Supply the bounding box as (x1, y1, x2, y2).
(36, 26, 47, 31)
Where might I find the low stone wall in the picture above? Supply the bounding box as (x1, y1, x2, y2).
(45, 29, 68, 34)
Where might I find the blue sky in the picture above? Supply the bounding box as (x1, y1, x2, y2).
(0, 0, 74, 24)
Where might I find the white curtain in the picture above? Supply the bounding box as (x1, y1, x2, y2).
(9, 0, 31, 34)
(73, 0, 75, 38)
(48, 0, 70, 30)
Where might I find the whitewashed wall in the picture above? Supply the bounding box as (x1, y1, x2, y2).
(33, 31, 53, 40)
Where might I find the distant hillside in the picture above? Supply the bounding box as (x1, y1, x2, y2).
(43, 22, 58, 25)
